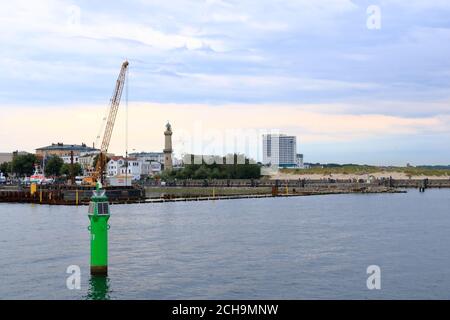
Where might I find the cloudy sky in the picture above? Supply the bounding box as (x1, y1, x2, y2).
(1, 0, 450, 165)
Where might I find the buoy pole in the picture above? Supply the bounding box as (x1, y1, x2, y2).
(88, 182, 110, 276)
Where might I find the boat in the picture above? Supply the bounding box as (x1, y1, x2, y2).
(29, 166, 54, 185)
(0, 172, 6, 184)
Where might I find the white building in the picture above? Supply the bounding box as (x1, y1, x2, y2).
(77, 151, 104, 176)
(172, 157, 183, 168)
(61, 154, 80, 164)
(107, 156, 142, 181)
(129, 152, 165, 164)
(296, 154, 304, 168)
(149, 161, 162, 174)
(0, 172, 6, 184)
(128, 152, 166, 175)
(262, 134, 297, 168)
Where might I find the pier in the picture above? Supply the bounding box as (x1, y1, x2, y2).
(0, 185, 145, 205)
(0, 179, 409, 205)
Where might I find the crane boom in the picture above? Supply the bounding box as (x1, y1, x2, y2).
(101, 61, 129, 153)
(85, 60, 129, 186)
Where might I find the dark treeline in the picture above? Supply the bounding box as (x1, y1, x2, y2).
(306, 163, 450, 169)
(416, 165, 450, 169)
(306, 163, 365, 168)
(0, 154, 37, 177)
(162, 154, 261, 180)
(0, 154, 82, 177)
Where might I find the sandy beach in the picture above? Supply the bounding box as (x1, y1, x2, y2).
(271, 171, 450, 181)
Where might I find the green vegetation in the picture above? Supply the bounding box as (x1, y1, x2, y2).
(2, 154, 83, 178)
(282, 164, 450, 177)
(11, 154, 37, 177)
(162, 154, 261, 180)
(0, 162, 12, 177)
(44, 155, 64, 176)
(60, 163, 83, 177)
(145, 187, 271, 198)
(45, 156, 83, 177)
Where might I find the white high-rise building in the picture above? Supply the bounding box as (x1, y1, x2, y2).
(262, 134, 297, 168)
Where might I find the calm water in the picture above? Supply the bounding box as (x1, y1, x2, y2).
(1, 189, 450, 299)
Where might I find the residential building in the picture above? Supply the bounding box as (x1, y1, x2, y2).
(149, 161, 162, 174)
(128, 152, 164, 176)
(129, 152, 165, 164)
(78, 151, 108, 176)
(262, 134, 297, 168)
(107, 156, 142, 181)
(172, 157, 183, 168)
(61, 154, 80, 164)
(36, 143, 99, 159)
(0, 151, 29, 164)
(296, 154, 304, 168)
(0, 153, 12, 164)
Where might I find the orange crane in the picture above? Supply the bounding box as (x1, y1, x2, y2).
(83, 60, 129, 186)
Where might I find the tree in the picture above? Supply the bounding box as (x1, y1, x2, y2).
(175, 169, 188, 179)
(159, 154, 261, 181)
(193, 166, 211, 179)
(44, 155, 64, 177)
(210, 167, 225, 179)
(60, 163, 83, 177)
(0, 162, 11, 177)
(11, 154, 37, 177)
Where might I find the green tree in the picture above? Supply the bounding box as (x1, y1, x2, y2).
(160, 154, 261, 181)
(0, 162, 12, 177)
(44, 155, 64, 177)
(210, 167, 225, 179)
(175, 169, 188, 179)
(60, 163, 83, 177)
(11, 154, 37, 177)
(193, 166, 211, 179)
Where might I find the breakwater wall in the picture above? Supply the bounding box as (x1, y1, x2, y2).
(143, 188, 405, 204)
(388, 179, 450, 188)
(0, 185, 145, 205)
(140, 178, 450, 188)
(0, 178, 444, 205)
(144, 183, 403, 201)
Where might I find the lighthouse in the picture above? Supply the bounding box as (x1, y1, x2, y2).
(163, 122, 173, 171)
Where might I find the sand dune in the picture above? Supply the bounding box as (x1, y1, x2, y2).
(271, 171, 450, 181)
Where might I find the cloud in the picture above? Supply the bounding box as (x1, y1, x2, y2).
(1, 0, 450, 106)
(1, 102, 449, 161)
(1, 1, 450, 163)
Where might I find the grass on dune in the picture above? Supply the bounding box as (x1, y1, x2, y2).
(281, 165, 450, 177)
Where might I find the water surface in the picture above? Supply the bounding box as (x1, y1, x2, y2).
(0, 189, 449, 299)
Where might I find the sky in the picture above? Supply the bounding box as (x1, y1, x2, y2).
(0, 0, 450, 165)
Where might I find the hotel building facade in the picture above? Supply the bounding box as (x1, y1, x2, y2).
(262, 134, 297, 168)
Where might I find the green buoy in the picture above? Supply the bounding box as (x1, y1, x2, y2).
(88, 182, 110, 276)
